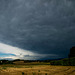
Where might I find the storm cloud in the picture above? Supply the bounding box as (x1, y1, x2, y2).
(0, 0, 75, 59)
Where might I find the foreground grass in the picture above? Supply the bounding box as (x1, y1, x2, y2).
(0, 64, 75, 75)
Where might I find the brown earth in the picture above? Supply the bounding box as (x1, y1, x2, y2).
(0, 65, 75, 75)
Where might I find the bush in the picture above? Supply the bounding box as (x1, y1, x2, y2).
(50, 57, 75, 66)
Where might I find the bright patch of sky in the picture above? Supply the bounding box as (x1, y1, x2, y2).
(0, 43, 58, 60)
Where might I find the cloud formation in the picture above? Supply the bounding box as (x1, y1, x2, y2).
(0, 43, 57, 60)
(0, 0, 75, 59)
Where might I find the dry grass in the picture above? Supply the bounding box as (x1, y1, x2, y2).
(0, 64, 75, 75)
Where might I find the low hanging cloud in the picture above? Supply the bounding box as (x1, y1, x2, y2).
(0, 43, 58, 60)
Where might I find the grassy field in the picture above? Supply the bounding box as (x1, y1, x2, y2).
(0, 64, 75, 75)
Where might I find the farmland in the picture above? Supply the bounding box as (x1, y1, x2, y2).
(0, 64, 75, 75)
(0, 58, 75, 75)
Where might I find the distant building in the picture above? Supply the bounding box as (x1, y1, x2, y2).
(69, 47, 75, 58)
(0, 60, 8, 64)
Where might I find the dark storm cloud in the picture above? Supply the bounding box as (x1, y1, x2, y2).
(0, 0, 75, 58)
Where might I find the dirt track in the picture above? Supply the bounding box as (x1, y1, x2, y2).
(0, 65, 75, 75)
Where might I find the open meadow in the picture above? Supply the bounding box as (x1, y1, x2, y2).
(0, 64, 75, 75)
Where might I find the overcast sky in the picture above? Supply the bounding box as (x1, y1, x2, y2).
(0, 0, 75, 60)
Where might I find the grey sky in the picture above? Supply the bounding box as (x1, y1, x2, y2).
(0, 0, 75, 59)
